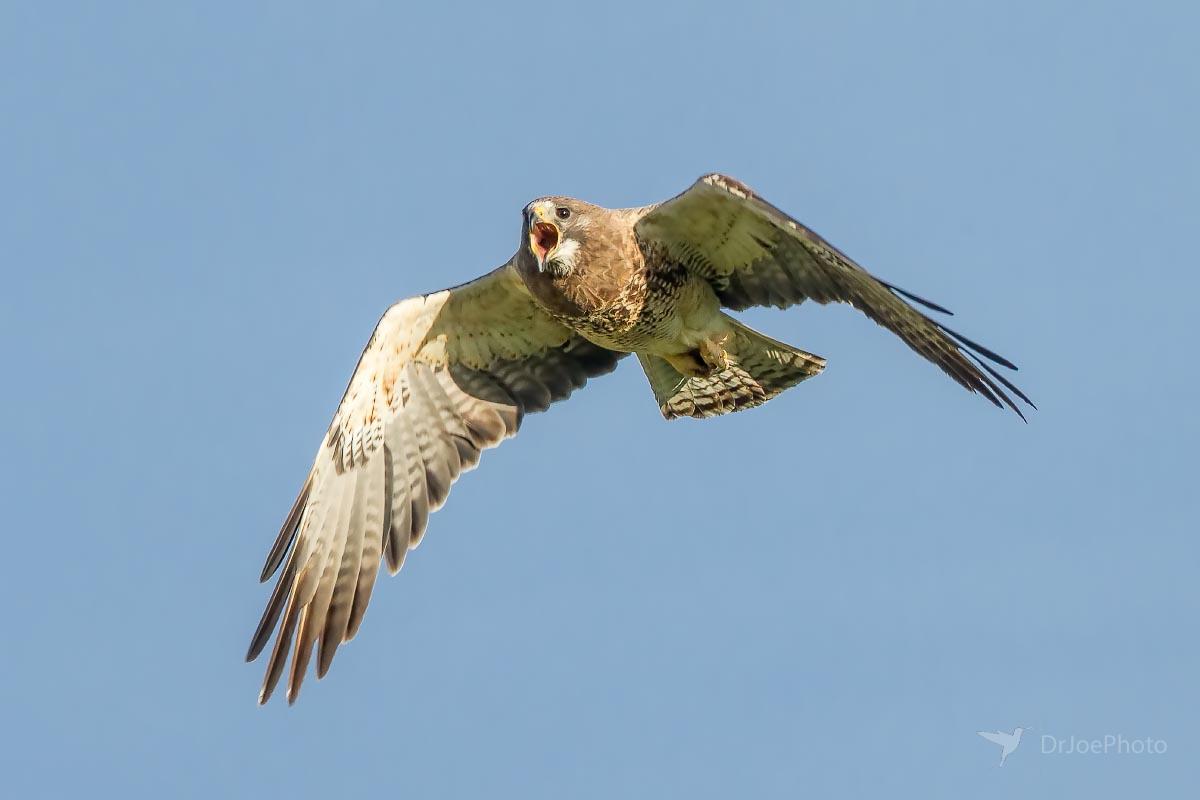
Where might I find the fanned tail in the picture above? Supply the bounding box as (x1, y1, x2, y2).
(639, 315, 825, 420)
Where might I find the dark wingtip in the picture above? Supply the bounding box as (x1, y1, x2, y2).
(260, 477, 312, 582)
(964, 348, 1036, 412)
(246, 560, 295, 663)
(880, 280, 956, 316)
(245, 633, 270, 664)
(935, 321, 1020, 371)
(880, 278, 1027, 385)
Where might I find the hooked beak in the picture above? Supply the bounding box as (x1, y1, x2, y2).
(527, 206, 560, 271)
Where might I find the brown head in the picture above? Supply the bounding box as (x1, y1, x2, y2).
(517, 196, 617, 278)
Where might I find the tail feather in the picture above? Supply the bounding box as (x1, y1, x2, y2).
(640, 316, 825, 420)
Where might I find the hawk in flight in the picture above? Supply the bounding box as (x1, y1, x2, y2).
(247, 174, 1033, 703)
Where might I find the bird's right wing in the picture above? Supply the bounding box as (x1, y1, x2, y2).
(977, 731, 1007, 745)
(246, 264, 624, 704)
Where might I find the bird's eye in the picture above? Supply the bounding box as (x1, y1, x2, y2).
(556, 207, 571, 220)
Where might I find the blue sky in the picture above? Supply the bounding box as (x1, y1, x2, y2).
(2, 1, 1197, 797)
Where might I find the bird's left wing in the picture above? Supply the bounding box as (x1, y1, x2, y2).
(635, 174, 1033, 418)
(247, 264, 623, 704)
(977, 731, 1007, 745)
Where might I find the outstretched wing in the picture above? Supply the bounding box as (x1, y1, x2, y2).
(635, 174, 1033, 417)
(247, 264, 623, 704)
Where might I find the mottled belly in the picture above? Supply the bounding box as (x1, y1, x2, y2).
(561, 268, 709, 354)
(522, 259, 710, 354)
(548, 302, 658, 352)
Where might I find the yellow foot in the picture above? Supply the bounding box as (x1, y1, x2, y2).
(666, 334, 731, 378)
(698, 334, 730, 372)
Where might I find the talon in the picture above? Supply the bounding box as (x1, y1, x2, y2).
(698, 336, 730, 373)
(667, 336, 731, 378)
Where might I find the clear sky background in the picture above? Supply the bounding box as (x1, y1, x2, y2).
(2, 1, 1197, 797)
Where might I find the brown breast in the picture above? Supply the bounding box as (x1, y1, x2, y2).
(515, 222, 649, 336)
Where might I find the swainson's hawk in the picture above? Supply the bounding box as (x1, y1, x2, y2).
(247, 173, 1033, 703)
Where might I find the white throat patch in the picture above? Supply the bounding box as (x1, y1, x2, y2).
(549, 236, 581, 272)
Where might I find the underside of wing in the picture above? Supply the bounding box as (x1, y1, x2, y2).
(636, 174, 1034, 418)
(246, 265, 624, 703)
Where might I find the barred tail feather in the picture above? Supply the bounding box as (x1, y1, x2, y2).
(639, 316, 826, 420)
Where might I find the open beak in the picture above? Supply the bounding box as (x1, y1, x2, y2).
(528, 207, 560, 270)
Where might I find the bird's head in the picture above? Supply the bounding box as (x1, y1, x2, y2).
(522, 197, 591, 276)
